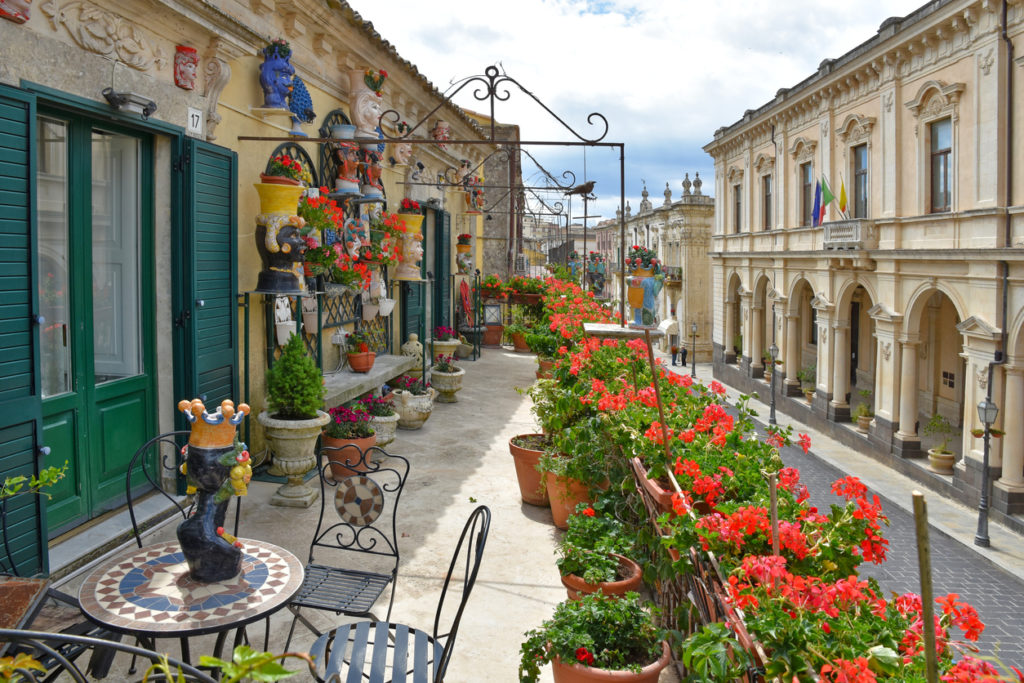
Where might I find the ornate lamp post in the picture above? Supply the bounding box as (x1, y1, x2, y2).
(690, 321, 698, 379)
(975, 395, 999, 547)
(769, 341, 779, 425)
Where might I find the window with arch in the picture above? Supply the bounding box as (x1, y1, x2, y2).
(852, 143, 868, 218)
(762, 174, 772, 230)
(800, 162, 814, 226)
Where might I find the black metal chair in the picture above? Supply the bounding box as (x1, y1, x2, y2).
(126, 430, 242, 545)
(284, 444, 411, 651)
(309, 504, 492, 683)
(0, 629, 219, 682)
(0, 498, 122, 681)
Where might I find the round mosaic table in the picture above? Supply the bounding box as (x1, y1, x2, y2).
(78, 539, 303, 644)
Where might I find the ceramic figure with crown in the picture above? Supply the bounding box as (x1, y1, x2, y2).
(256, 39, 294, 112)
(626, 245, 664, 327)
(176, 398, 252, 583)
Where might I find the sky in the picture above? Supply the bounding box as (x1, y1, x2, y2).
(348, 0, 927, 223)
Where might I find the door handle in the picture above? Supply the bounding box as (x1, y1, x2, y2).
(33, 314, 45, 325)
(196, 299, 205, 308)
(37, 446, 51, 457)
(174, 310, 191, 328)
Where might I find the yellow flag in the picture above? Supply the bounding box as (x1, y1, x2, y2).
(839, 179, 848, 213)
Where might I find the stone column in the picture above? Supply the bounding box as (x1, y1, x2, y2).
(895, 338, 921, 457)
(784, 314, 801, 395)
(751, 304, 764, 376)
(829, 321, 850, 421)
(723, 297, 736, 364)
(996, 366, 1024, 489)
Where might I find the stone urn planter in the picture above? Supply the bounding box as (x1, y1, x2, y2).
(370, 411, 400, 448)
(928, 448, 955, 475)
(430, 366, 465, 403)
(551, 640, 671, 683)
(431, 338, 460, 361)
(258, 409, 330, 507)
(509, 434, 549, 506)
(856, 415, 873, 433)
(560, 553, 643, 601)
(394, 388, 436, 429)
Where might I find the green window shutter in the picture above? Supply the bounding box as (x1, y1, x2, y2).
(0, 84, 46, 576)
(434, 210, 451, 328)
(175, 138, 238, 406)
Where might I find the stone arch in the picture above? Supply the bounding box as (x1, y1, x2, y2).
(749, 273, 773, 370)
(723, 271, 744, 364)
(1009, 303, 1024, 365)
(834, 278, 879, 414)
(903, 280, 968, 333)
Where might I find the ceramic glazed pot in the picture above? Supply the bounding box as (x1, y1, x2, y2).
(431, 366, 465, 403)
(258, 410, 330, 508)
(322, 433, 376, 477)
(551, 640, 671, 683)
(394, 388, 436, 429)
(369, 411, 400, 448)
(626, 267, 654, 311)
(545, 472, 593, 530)
(560, 554, 643, 601)
(508, 434, 549, 506)
(254, 183, 307, 295)
(348, 351, 376, 373)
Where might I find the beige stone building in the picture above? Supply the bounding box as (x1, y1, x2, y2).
(704, 0, 1024, 523)
(0, 0, 500, 571)
(608, 178, 715, 359)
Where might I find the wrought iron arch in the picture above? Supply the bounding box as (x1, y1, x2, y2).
(319, 109, 352, 183)
(265, 142, 318, 188)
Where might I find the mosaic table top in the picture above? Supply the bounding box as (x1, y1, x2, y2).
(78, 539, 303, 636)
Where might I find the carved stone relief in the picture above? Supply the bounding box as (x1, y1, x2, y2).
(980, 48, 995, 76)
(41, 1, 166, 71)
(977, 366, 988, 390)
(204, 57, 230, 141)
(881, 342, 892, 361)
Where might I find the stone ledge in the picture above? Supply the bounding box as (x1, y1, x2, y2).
(323, 354, 418, 407)
(583, 322, 665, 340)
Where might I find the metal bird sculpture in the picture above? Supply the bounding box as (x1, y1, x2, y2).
(564, 180, 596, 197)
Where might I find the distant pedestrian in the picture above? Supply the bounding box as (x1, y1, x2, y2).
(679, 346, 688, 367)
(670, 346, 679, 365)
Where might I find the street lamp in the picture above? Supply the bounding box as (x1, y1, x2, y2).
(690, 321, 698, 378)
(975, 394, 999, 547)
(769, 341, 779, 425)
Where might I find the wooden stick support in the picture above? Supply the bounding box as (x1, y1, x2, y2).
(913, 491, 939, 683)
(643, 328, 682, 495)
(768, 472, 780, 556)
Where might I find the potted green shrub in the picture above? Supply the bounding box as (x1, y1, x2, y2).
(761, 349, 774, 382)
(391, 374, 435, 430)
(430, 354, 464, 403)
(797, 363, 817, 402)
(924, 413, 956, 474)
(557, 502, 640, 601)
(257, 333, 329, 507)
(519, 592, 670, 683)
(851, 388, 874, 433)
(506, 321, 532, 353)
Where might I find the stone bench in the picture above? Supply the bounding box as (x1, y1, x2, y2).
(323, 354, 418, 408)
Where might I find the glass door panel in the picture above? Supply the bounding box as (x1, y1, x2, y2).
(36, 117, 71, 398)
(91, 130, 142, 383)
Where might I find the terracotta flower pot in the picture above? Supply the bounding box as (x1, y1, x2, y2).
(509, 434, 549, 506)
(258, 173, 302, 186)
(511, 332, 530, 353)
(631, 458, 674, 517)
(545, 471, 593, 530)
(536, 358, 555, 380)
(322, 433, 376, 476)
(482, 324, 503, 347)
(551, 640, 671, 683)
(347, 351, 376, 373)
(561, 553, 643, 601)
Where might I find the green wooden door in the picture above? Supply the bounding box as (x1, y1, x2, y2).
(433, 211, 452, 329)
(0, 85, 48, 575)
(173, 139, 238, 409)
(37, 112, 156, 534)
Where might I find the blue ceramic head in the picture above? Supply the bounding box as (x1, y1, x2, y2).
(259, 40, 294, 109)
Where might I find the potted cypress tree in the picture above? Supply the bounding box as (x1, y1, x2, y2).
(258, 333, 329, 507)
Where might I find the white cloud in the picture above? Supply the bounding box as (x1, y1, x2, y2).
(350, 0, 925, 218)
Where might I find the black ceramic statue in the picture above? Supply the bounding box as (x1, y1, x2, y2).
(176, 398, 252, 583)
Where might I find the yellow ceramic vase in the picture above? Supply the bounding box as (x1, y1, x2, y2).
(627, 267, 654, 310)
(254, 183, 305, 215)
(393, 212, 424, 236)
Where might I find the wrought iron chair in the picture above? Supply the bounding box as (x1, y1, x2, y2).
(125, 430, 242, 545)
(0, 629, 218, 682)
(283, 444, 411, 651)
(0, 498, 122, 681)
(308, 504, 492, 683)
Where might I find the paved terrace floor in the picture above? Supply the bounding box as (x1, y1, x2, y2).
(51, 348, 1024, 680)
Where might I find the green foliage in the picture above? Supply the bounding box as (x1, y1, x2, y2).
(796, 363, 816, 388)
(852, 402, 873, 421)
(265, 334, 325, 420)
(519, 593, 665, 683)
(432, 354, 459, 373)
(524, 331, 560, 359)
(923, 413, 955, 453)
(0, 652, 47, 683)
(557, 501, 635, 584)
(0, 463, 68, 500)
(680, 623, 751, 682)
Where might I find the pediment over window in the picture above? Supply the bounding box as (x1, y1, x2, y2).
(789, 136, 816, 163)
(754, 153, 775, 174)
(727, 166, 744, 183)
(956, 315, 1001, 341)
(837, 114, 876, 145)
(905, 80, 965, 118)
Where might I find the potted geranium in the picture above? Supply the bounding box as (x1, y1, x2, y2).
(430, 354, 465, 403)
(322, 404, 375, 475)
(519, 592, 670, 683)
(557, 502, 641, 601)
(391, 374, 436, 430)
(257, 333, 329, 507)
(456, 233, 472, 246)
(358, 394, 399, 448)
(506, 320, 532, 353)
(509, 433, 551, 506)
(851, 388, 874, 433)
(479, 273, 505, 300)
(261, 153, 310, 186)
(432, 325, 460, 360)
(525, 331, 560, 379)
(345, 329, 375, 373)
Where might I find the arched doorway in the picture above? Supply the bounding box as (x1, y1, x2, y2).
(783, 279, 817, 397)
(751, 274, 773, 377)
(724, 273, 742, 364)
(830, 283, 877, 422)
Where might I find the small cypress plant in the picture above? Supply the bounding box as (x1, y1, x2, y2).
(265, 333, 325, 419)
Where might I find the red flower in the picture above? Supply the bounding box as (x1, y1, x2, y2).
(581, 507, 595, 517)
(574, 647, 594, 665)
(798, 432, 812, 454)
